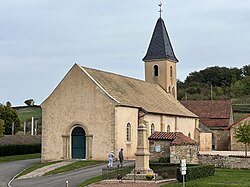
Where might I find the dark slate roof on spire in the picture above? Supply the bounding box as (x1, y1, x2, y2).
(143, 17, 178, 62)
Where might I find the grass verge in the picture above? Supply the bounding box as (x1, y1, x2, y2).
(45, 160, 106, 176)
(78, 176, 103, 187)
(162, 168, 250, 187)
(78, 166, 133, 187)
(0, 153, 40, 163)
(16, 161, 60, 178)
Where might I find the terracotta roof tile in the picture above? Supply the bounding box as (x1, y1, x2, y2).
(82, 66, 197, 118)
(181, 100, 232, 118)
(148, 131, 198, 145)
(200, 118, 230, 127)
(181, 100, 232, 127)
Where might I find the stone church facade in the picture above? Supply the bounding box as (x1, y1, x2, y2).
(41, 16, 198, 162)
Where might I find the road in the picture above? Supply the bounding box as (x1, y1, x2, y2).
(0, 158, 40, 187)
(9, 160, 134, 187)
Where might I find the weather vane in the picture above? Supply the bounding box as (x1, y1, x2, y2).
(158, 2, 163, 18)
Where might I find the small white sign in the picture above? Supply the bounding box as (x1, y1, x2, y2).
(181, 163, 186, 167)
(181, 167, 187, 171)
(155, 145, 161, 152)
(180, 159, 187, 175)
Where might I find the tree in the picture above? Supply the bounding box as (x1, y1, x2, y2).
(6, 101, 12, 107)
(0, 104, 20, 135)
(0, 119, 4, 137)
(24, 99, 34, 106)
(242, 65, 250, 76)
(234, 123, 250, 156)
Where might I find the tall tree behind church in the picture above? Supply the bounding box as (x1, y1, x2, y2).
(178, 65, 250, 100)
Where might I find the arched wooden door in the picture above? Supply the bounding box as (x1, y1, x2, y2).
(72, 127, 86, 159)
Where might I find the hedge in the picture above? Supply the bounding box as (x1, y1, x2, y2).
(177, 164, 215, 182)
(0, 144, 41, 157)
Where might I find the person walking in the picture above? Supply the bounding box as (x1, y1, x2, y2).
(118, 148, 124, 167)
(107, 151, 115, 168)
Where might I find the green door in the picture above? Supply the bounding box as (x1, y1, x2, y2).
(72, 127, 86, 159)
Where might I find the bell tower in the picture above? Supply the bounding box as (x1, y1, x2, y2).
(143, 5, 178, 98)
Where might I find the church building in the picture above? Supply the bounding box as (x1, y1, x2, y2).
(41, 14, 198, 162)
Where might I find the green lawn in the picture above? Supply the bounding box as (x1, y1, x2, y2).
(45, 160, 106, 176)
(16, 107, 42, 124)
(0, 153, 40, 163)
(162, 168, 250, 187)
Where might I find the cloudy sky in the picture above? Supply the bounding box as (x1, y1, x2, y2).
(0, 0, 249, 106)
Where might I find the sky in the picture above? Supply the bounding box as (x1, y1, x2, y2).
(0, 0, 250, 106)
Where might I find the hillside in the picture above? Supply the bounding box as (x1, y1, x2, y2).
(15, 106, 42, 124)
(177, 65, 250, 121)
(232, 95, 250, 121)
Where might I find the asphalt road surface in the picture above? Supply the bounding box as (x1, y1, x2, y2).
(10, 160, 134, 187)
(0, 158, 40, 187)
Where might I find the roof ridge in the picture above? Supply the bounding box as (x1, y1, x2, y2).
(82, 66, 156, 86)
(225, 114, 250, 130)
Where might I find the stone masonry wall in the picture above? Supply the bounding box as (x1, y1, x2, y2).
(199, 132, 212, 151)
(170, 145, 199, 164)
(212, 129, 230, 150)
(149, 140, 171, 162)
(230, 118, 250, 151)
(198, 154, 250, 169)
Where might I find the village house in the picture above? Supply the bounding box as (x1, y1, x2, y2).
(225, 114, 250, 151)
(148, 131, 199, 164)
(181, 100, 234, 150)
(41, 15, 200, 162)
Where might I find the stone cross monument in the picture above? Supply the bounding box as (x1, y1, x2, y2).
(133, 122, 154, 175)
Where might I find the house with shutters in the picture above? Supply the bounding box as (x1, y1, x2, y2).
(41, 15, 199, 162)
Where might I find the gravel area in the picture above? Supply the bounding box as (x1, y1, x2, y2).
(89, 183, 160, 187)
(88, 179, 176, 187)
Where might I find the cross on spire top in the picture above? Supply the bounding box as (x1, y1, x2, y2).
(158, 2, 163, 18)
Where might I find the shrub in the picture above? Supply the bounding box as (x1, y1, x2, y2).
(161, 172, 169, 179)
(146, 173, 154, 180)
(0, 144, 41, 157)
(0, 119, 4, 137)
(177, 165, 215, 182)
(158, 157, 170, 163)
(116, 173, 122, 180)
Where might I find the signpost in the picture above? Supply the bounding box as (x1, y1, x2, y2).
(180, 159, 187, 187)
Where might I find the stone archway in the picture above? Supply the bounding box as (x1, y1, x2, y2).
(71, 127, 86, 159)
(62, 122, 93, 160)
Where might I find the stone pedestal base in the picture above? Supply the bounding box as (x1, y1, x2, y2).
(132, 168, 154, 175)
(125, 172, 159, 180)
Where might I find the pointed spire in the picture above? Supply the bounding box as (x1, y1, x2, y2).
(143, 17, 179, 62)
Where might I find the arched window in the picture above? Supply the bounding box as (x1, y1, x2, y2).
(126, 123, 131, 142)
(153, 65, 159, 77)
(167, 125, 170, 132)
(151, 123, 155, 134)
(170, 66, 173, 78)
(188, 133, 191, 138)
